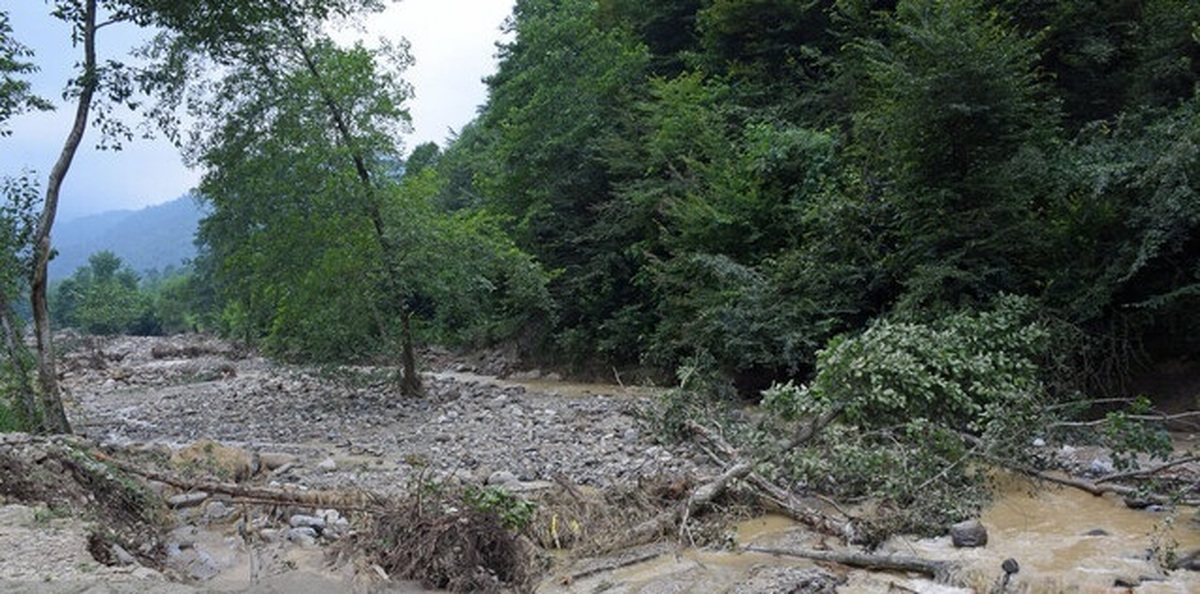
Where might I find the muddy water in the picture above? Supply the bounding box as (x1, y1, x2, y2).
(548, 481, 1200, 593)
(881, 473, 1200, 593)
(430, 371, 660, 399)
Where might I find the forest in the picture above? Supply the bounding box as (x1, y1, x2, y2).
(1, 0, 1199, 583)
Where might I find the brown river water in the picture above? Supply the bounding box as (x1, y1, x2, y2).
(496, 374, 1200, 593)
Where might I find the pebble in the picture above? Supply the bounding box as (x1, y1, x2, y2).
(317, 458, 338, 472)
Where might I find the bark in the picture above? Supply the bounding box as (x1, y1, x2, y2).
(686, 420, 851, 538)
(743, 545, 955, 581)
(31, 0, 100, 434)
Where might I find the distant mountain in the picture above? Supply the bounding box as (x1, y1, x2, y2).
(50, 195, 208, 281)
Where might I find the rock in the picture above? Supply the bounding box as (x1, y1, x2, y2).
(258, 452, 299, 471)
(950, 519, 988, 548)
(287, 526, 318, 546)
(289, 514, 327, 532)
(1031, 437, 1046, 447)
(1173, 548, 1200, 571)
(110, 543, 137, 566)
(204, 500, 233, 522)
(1114, 576, 1141, 588)
(487, 470, 519, 487)
(167, 491, 210, 509)
(1088, 458, 1114, 476)
(1124, 496, 1153, 510)
(1001, 558, 1020, 575)
(1083, 528, 1110, 537)
(316, 458, 338, 472)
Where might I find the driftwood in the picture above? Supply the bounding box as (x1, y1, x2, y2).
(984, 455, 1200, 506)
(93, 451, 387, 512)
(623, 461, 753, 546)
(744, 545, 955, 581)
(686, 421, 851, 538)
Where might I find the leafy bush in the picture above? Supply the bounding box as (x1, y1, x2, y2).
(808, 294, 1049, 434)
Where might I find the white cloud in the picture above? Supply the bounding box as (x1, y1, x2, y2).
(366, 0, 514, 147)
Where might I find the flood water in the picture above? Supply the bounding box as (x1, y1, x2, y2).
(458, 372, 1200, 592)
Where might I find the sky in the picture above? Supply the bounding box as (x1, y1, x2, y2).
(1, 0, 515, 221)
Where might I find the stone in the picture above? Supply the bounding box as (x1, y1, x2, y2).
(1031, 437, 1046, 447)
(110, 543, 137, 566)
(1083, 528, 1110, 537)
(204, 500, 233, 522)
(487, 470, 519, 487)
(732, 566, 845, 594)
(286, 527, 318, 546)
(167, 492, 210, 509)
(950, 519, 988, 548)
(317, 458, 338, 472)
(289, 514, 327, 532)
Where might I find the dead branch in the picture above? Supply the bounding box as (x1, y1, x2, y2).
(1051, 410, 1200, 428)
(623, 461, 753, 546)
(1096, 456, 1200, 484)
(978, 454, 1200, 506)
(686, 421, 851, 538)
(94, 451, 387, 512)
(744, 545, 955, 581)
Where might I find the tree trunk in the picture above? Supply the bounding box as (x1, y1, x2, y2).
(292, 34, 422, 396)
(400, 306, 421, 396)
(30, 0, 99, 434)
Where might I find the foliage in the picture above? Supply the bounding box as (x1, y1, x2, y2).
(462, 486, 537, 532)
(0, 9, 52, 135)
(750, 296, 1057, 541)
(52, 251, 157, 335)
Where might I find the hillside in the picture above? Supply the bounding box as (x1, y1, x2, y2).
(50, 195, 206, 280)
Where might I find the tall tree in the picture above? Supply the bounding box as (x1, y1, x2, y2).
(28, 0, 106, 434)
(479, 0, 651, 364)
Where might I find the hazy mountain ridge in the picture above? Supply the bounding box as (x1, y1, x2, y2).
(50, 195, 206, 281)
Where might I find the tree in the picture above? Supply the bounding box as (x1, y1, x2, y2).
(0, 173, 41, 430)
(0, 9, 52, 134)
(852, 0, 1056, 314)
(52, 251, 156, 335)
(478, 0, 651, 365)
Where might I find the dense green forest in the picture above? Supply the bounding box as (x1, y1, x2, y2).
(2, 0, 1198, 547)
(419, 0, 1200, 397)
(3, 0, 1199, 423)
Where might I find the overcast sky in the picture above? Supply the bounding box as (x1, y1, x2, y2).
(1, 1, 515, 221)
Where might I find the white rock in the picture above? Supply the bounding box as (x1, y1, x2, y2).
(317, 458, 338, 472)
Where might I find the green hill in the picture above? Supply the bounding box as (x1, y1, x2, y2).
(50, 195, 206, 281)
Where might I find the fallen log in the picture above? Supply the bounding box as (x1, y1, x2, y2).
(92, 450, 387, 512)
(743, 545, 956, 582)
(686, 421, 852, 538)
(622, 461, 753, 547)
(980, 454, 1200, 507)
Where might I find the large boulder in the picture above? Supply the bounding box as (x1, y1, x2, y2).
(950, 519, 988, 548)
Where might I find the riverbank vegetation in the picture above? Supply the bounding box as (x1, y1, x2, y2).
(2, 0, 1198, 561)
